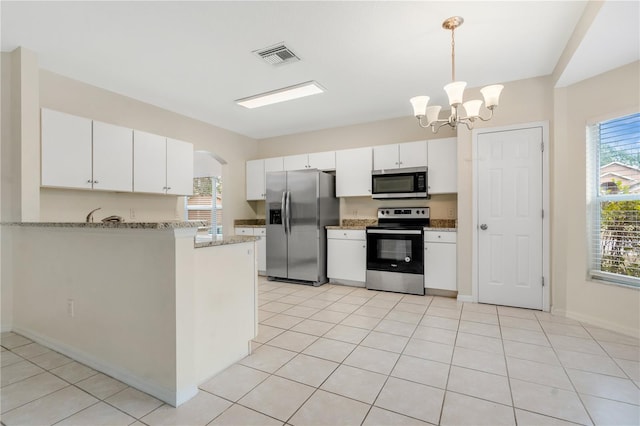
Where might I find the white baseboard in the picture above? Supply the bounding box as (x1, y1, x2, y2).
(1, 324, 13, 333)
(552, 309, 639, 338)
(456, 295, 474, 303)
(12, 326, 196, 407)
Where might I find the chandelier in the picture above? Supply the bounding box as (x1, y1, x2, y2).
(410, 16, 503, 133)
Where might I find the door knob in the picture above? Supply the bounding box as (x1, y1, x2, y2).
(480, 224, 488, 230)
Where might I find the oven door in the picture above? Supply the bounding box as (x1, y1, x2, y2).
(366, 228, 424, 274)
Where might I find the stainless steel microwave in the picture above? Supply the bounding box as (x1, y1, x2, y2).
(371, 166, 428, 199)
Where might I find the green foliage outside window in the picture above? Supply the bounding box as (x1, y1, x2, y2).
(600, 181, 640, 278)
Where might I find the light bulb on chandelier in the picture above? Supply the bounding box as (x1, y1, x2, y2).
(409, 16, 503, 132)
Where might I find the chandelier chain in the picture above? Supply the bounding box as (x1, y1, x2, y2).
(451, 27, 456, 82)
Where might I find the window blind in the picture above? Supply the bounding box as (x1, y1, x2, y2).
(588, 112, 640, 287)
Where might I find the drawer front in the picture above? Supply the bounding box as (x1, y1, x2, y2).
(254, 227, 266, 237)
(424, 231, 456, 243)
(327, 229, 366, 240)
(234, 227, 253, 236)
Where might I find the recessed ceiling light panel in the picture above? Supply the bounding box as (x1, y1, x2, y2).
(235, 81, 325, 109)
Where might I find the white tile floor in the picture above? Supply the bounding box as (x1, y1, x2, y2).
(1, 277, 639, 425)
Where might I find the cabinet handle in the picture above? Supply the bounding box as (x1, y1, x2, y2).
(87, 179, 92, 184)
(93, 180, 99, 184)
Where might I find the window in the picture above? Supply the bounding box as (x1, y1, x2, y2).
(587, 112, 640, 287)
(185, 176, 223, 237)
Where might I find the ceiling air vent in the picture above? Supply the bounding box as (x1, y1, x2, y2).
(254, 43, 300, 66)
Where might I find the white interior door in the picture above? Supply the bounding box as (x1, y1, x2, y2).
(477, 127, 543, 309)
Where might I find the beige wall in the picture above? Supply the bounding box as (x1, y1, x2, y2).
(553, 61, 639, 335)
(38, 69, 258, 231)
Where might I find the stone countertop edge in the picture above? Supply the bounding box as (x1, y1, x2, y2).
(194, 235, 259, 248)
(424, 227, 457, 232)
(1, 221, 209, 229)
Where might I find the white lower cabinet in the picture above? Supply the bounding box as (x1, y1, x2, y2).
(235, 227, 266, 274)
(424, 230, 457, 291)
(327, 229, 366, 283)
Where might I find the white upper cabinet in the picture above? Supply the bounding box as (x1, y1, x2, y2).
(166, 138, 194, 196)
(308, 151, 335, 170)
(373, 144, 400, 170)
(283, 151, 336, 171)
(92, 120, 133, 192)
(246, 157, 283, 200)
(133, 130, 166, 194)
(246, 159, 266, 200)
(41, 108, 93, 189)
(373, 141, 427, 170)
(336, 147, 372, 197)
(42, 108, 193, 196)
(264, 157, 284, 173)
(283, 154, 308, 171)
(427, 137, 457, 194)
(133, 132, 193, 196)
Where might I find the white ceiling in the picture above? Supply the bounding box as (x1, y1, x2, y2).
(1, 1, 636, 139)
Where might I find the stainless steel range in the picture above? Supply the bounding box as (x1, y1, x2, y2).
(366, 207, 430, 295)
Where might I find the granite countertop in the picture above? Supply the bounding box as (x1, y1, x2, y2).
(234, 219, 266, 228)
(326, 219, 378, 230)
(424, 227, 457, 232)
(194, 235, 259, 248)
(2, 221, 208, 229)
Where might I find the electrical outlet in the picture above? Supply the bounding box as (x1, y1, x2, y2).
(447, 207, 455, 218)
(130, 208, 136, 219)
(67, 299, 75, 317)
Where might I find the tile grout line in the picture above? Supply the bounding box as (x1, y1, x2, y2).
(534, 309, 596, 426)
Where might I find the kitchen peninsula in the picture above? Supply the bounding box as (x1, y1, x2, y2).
(2, 221, 258, 407)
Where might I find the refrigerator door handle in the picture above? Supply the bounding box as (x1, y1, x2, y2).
(285, 191, 291, 234)
(281, 191, 287, 233)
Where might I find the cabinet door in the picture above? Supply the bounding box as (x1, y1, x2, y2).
(166, 138, 194, 195)
(133, 130, 166, 194)
(424, 242, 457, 291)
(246, 160, 265, 200)
(328, 238, 366, 282)
(308, 151, 336, 170)
(41, 108, 92, 189)
(264, 157, 284, 173)
(399, 140, 428, 168)
(92, 121, 133, 192)
(283, 154, 308, 171)
(255, 228, 267, 273)
(234, 227, 253, 236)
(336, 147, 372, 197)
(373, 144, 399, 170)
(428, 137, 457, 194)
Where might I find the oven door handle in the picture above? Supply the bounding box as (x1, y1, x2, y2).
(366, 229, 423, 235)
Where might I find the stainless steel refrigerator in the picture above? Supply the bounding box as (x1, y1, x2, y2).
(266, 170, 339, 286)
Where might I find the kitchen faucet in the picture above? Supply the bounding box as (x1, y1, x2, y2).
(86, 207, 102, 223)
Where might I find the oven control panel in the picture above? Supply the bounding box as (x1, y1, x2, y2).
(377, 207, 429, 220)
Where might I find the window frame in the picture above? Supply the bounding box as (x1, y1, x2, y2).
(587, 111, 640, 288)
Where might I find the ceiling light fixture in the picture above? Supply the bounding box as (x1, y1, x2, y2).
(236, 81, 325, 109)
(410, 16, 504, 133)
